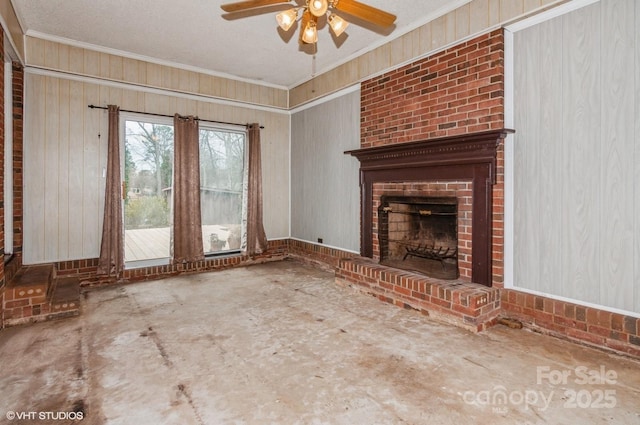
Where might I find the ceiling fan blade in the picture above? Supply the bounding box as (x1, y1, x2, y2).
(333, 0, 396, 28)
(221, 0, 290, 13)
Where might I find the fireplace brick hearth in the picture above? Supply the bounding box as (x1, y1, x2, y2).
(336, 257, 500, 332)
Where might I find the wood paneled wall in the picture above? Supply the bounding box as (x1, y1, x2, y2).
(290, 89, 360, 251)
(289, 0, 567, 107)
(512, 0, 640, 314)
(26, 37, 288, 110)
(0, 1, 24, 61)
(23, 71, 289, 264)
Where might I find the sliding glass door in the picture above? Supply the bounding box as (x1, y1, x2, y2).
(121, 116, 246, 266)
(123, 118, 174, 265)
(199, 127, 246, 255)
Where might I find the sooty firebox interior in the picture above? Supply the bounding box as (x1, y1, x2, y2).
(378, 196, 458, 279)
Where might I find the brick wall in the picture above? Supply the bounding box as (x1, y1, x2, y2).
(56, 239, 290, 287)
(361, 29, 504, 148)
(1, 60, 24, 328)
(0, 29, 5, 326)
(12, 62, 23, 258)
(502, 291, 640, 358)
(288, 239, 357, 270)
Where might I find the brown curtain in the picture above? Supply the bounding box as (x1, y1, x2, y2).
(172, 114, 204, 263)
(246, 123, 268, 255)
(97, 105, 124, 276)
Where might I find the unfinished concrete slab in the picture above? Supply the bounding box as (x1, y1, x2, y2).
(1, 260, 639, 425)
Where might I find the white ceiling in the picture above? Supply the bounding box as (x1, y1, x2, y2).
(11, 0, 471, 88)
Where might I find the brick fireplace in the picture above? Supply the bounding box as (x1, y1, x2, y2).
(346, 130, 509, 287)
(336, 30, 507, 331)
(339, 131, 508, 331)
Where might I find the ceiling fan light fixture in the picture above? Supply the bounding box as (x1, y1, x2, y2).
(328, 13, 348, 37)
(276, 8, 297, 31)
(308, 0, 329, 17)
(221, 0, 396, 51)
(302, 19, 318, 44)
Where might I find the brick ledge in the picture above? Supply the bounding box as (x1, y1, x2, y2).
(336, 256, 500, 332)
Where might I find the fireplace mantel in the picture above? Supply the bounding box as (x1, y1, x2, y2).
(345, 129, 513, 287)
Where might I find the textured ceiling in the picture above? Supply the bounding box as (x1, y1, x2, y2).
(12, 0, 471, 88)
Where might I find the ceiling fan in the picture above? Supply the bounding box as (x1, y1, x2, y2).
(220, 0, 396, 46)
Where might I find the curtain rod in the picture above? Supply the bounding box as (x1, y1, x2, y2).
(87, 105, 264, 129)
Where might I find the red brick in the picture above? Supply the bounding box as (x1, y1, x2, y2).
(5, 299, 29, 309)
(611, 314, 624, 332)
(361, 31, 504, 146)
(587, 325, 612, 339)
(566, 328, 605, 346)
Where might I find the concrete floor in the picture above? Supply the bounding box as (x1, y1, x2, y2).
(1, 260, 639, 425)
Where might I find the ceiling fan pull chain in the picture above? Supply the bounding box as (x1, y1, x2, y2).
(311, 53, 317, 78)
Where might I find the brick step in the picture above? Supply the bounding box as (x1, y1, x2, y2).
(3, 264, 80, 326)
(48, 277, 81, 320)
(336, 257, 501, 332)
(4, 265, 53, 323)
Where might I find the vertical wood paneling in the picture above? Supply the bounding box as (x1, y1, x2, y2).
(599, 0, 635, 310)
(258, 112, 290, 239)
(455, 5, 471, 40)
(99, 53, 110, 79)
(69, 46, 84, 75)
(44, 40, 59, 69)
(537, 18, 563, 296)
(470, 0, 490, 34)
(513, 25, 540, 295)
(418, 23, 432, 56)
(24, 70, 290, 263)
(123, 58, 139, 84)
(560, 4, 601, 303)
(513, 0, 640, 314)
(57, 79, 71, 258)
(83, 49, 100, 76)
(68, 80, 85, 259)
(431, 15, 447, 48)
(27, 36, 45, 67)
(488, 0, 501, 27)
(524, 0, 541, 12)
(44, 76, 60, 260)
(500, 0, 524, 21)
(146, 63, 162, 87)
(24, 74, 46, 263)
(631, 0, 639, 312)
(291, 90, 360, 251)
(58, 43, 69, 73)
(82, 84, 102, 257)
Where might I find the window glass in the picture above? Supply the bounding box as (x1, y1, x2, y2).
(123, 119, 174, 265)
(199, 128, 246, 255)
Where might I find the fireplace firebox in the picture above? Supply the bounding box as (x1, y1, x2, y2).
(379, 196, 458, 279)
